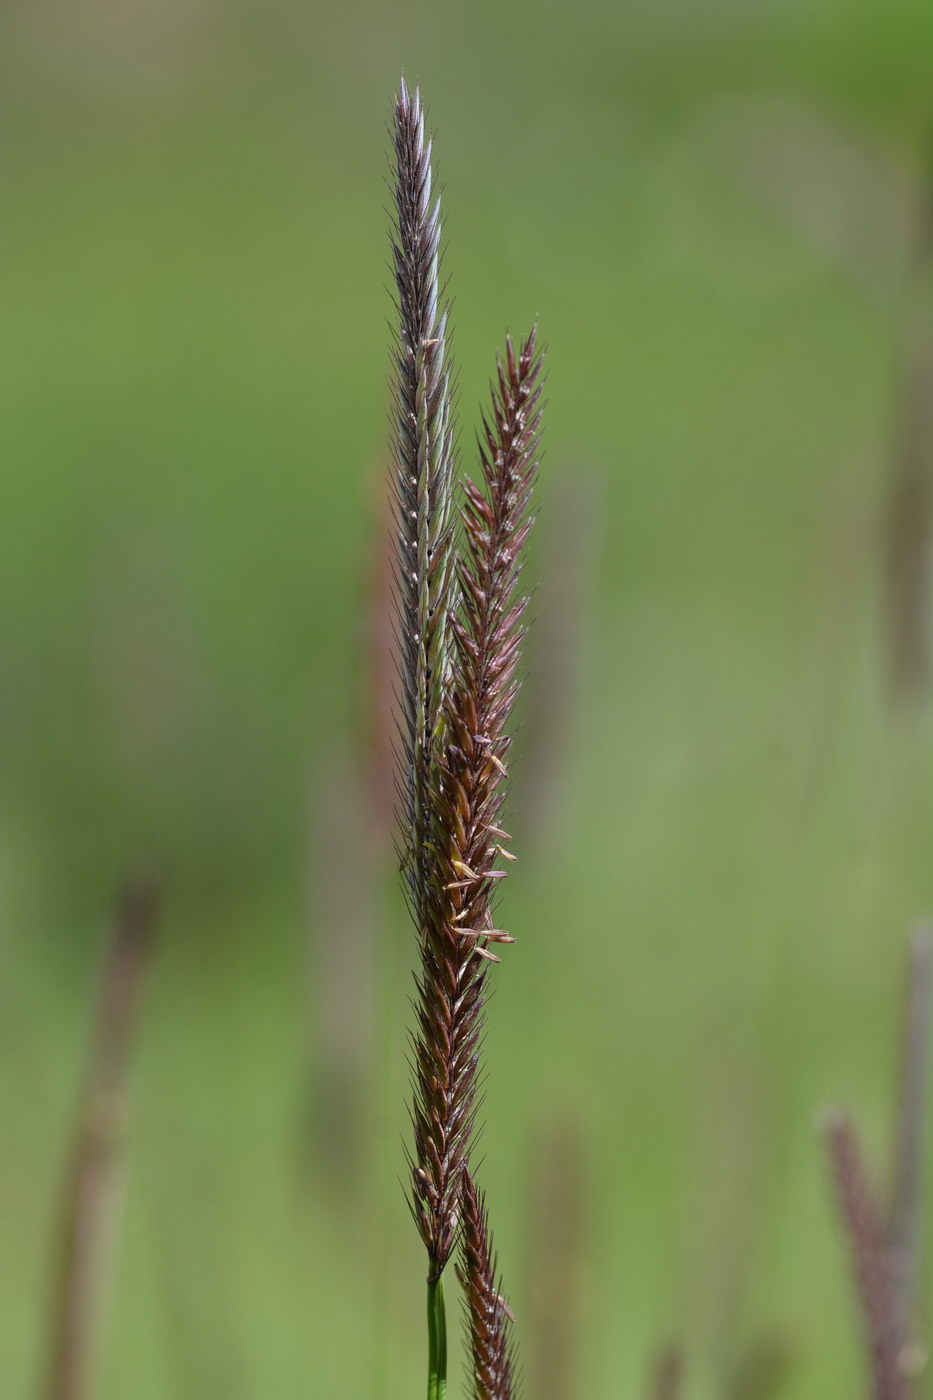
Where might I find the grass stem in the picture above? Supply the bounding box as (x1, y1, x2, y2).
(427, 1274, 448, 1400)
(43, 873, 159, 1400)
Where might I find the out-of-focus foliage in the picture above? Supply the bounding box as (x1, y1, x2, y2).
(3, 1, 933, 1396)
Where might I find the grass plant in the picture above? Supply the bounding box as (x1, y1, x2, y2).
(389, 78, 542, 1399)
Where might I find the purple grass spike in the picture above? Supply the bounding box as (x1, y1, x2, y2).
(388, 80, 542, 1398)
(406, 326, 543, 1272)
(458, 1168, 517, 1400)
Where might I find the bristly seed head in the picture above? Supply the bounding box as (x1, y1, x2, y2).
(407, 325, 543, 1272)
(458, 1167, 517, 1400)
(390, 77, 456, 933)
(389, 82, 543, 1302)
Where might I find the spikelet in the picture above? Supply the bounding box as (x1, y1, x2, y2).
(441, 327, 543, 946)
(457, 1168, 517, 1400)
(390, 78, 456, 927)
(408, 328, 543, 1271)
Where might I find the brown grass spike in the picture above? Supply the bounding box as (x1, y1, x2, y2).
(390, 78, 456, 933)
(458, 1168, 517, 1400)
(408, 327, 543, 1273)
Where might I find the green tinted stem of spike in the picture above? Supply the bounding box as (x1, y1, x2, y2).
(427, 1273, 448, 1400)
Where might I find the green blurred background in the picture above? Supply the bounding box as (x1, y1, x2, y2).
(3, 0, 933, 1395)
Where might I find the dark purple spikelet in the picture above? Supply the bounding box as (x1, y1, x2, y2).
(458, 1168, 517, 1400)
(442, 326, 543, 949)
(390, 78, 456, 925)
(408, 329, 543, 1271)
(822, 1109, 907, 1400)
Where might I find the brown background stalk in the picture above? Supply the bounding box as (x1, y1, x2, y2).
(43, 874, 159, 1400)
(646, 1345, 684, 1400)
(885, 138, 933, 703)
(822, 1109, 906, 1400)
(525, 1108, 587, 1400)
(888, 924, 933, 1365)
(725, 1331, 795, 1400)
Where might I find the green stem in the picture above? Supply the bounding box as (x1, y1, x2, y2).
(427, 1273, 447, 1400)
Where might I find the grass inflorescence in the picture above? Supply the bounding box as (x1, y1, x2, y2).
(388, 77, 542, 1398)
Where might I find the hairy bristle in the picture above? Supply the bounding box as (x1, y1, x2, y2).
(458, 1168, 517, 1400)
(822, 1110, 906, 1400)
(408, 327, 543, 1269)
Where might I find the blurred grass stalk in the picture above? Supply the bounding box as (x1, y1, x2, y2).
(822, 923, 933, 1400)
(888, 925, 933, 1357)
(646, 1344, 684, 1400)
(725, 1331, 796, 1400)
(885, 141, 933, 706)
(822, 1110, 905, 1400)
(520, 469, 603, 855)
(42, 875, 159, 1400)
(525, 1108, 586, 1400)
